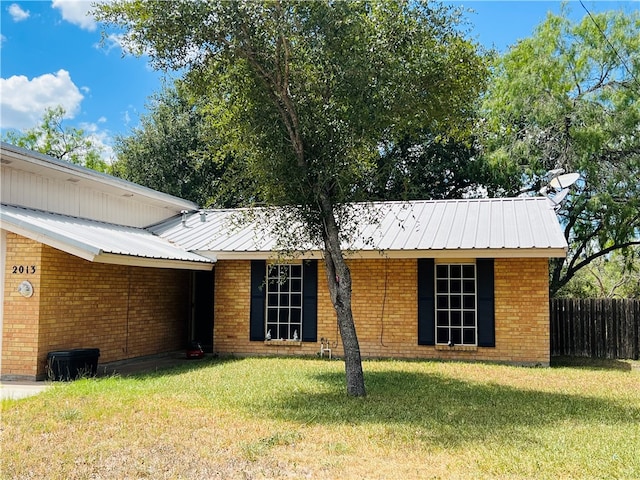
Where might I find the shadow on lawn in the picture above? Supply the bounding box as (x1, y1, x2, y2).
(263, 369, 640, 447)
(551, 356, 638, 371)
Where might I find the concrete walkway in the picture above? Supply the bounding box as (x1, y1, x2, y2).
(0, 381, 51, 400)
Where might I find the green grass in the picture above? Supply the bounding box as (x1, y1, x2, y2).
(2, 357, 639, 479)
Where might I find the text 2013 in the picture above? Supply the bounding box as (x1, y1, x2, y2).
(12, 265, 36, 274)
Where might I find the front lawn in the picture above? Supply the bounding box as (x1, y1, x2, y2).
(2, 357, 639, 479)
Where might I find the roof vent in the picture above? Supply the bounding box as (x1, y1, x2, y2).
(181, 210, 189, 226)
(199, 211, 207, 223)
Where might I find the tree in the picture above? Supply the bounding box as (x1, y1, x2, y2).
(481, 8, 640, 296)
(364, 133, 515, 201)
(112, 81, 259, 207)
(96, 0, 489, 396)
(2, 106, 110, 172)
(556, 248, 640, 299)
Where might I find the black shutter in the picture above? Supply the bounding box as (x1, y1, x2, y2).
(249, 260, 266, 341)
(476, 259, 495, 347)
(302, 260, 318, 342)
(417, 258, 435, 345)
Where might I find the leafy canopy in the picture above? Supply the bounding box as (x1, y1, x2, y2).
(2, 106, 110, 172)
(481, 8, 640, 295)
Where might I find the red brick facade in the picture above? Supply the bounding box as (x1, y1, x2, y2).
(2, 234, 190, 380)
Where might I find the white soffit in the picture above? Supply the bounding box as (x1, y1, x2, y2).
(0, 204, 214, 270)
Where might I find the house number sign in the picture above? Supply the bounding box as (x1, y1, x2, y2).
(12, 265, 37, 274)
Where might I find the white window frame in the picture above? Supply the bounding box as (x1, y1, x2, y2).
(265, 263, 303, 341)
(435, 261, 477, 346)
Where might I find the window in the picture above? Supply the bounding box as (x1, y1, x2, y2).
(418, 258, 494, 348)
(266, 264, 303, 340)
(435, 263, 477, 346)
(250, 260, 317, 342)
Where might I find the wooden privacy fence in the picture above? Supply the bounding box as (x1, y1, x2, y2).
(550, 298, 640, 359)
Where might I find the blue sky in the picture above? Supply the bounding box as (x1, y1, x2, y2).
(1, 1, 638, 161)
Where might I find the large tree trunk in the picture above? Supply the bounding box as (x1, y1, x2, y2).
(319, 193, 366, 397)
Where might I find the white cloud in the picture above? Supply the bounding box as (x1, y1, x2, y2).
(80, 121, 116, 162)
(0, 69, 84, 130)
(51, 0, 96, 31)
(0, 34, 6, 47)
(8, 3, 30, 22)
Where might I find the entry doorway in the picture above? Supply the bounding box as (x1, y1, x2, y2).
(191, 270, 214, 353)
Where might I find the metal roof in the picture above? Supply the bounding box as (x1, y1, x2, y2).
(151, 197, 568, 260)
(1, 204, 213, 270)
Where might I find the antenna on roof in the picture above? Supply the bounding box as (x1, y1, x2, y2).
(539, 168, 581, 210)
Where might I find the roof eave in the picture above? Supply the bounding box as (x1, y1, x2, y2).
(199, 247, 568, 261)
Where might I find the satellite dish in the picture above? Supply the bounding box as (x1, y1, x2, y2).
(549, 188, 569, 206)
(545, 168, 565, 180)
(550, 173, 580, 190)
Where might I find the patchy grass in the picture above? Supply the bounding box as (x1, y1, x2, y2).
(2, 357, 639, 479)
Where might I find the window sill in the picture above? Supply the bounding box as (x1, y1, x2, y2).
(435, 345, 477, 352)
(264, 340, 302, 346)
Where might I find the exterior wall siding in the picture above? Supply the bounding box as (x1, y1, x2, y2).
(1, 165, 184, 228)
(213, 258, 550, 365)
(1, 233, 191, 380)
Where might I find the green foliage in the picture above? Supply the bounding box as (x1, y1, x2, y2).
(2, 106, 110, 172)
(364, 133, 515, 201)
(111, 81, 259, 207)
(96, 0, 489, 396)
(481, 8, 640, 295)
(96, 0, 489, 238)
(556, 248, 640, 299)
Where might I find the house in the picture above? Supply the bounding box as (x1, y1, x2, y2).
(1, 143, 567, 380)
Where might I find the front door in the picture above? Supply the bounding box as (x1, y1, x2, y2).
(192, 270, 214, 353)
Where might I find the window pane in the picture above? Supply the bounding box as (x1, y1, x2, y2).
(265, 263, 305, 341)
(450, 265, 462, 278)
(463, 279, 475, 294)
(437, 328, 449, 344)
(462, 265, 475, 278)
(437, 295, 448, 309)
(463, 311, 475, 326)
(280, 294, 289, 306)
(463, 328, 476, 345)
(463, 295, 475, 310)
(436, 279, 448, 293)
(437, 311, 449, 327)
(435, 263, 479, 346)
(278, 324, 288, 340)
(450, 296, 461, 309)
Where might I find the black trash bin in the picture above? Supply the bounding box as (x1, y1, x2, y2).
(47, 348, 100, 381)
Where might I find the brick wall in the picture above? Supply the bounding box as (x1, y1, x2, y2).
(213, 257, 551, 365)
(2, 234, 191, 380)
(1, 234, 43, 378)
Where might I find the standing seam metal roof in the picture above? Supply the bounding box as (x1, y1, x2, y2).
(150, 197, 568, 257)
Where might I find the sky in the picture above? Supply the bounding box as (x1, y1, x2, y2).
(1, 0, 638, 161)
